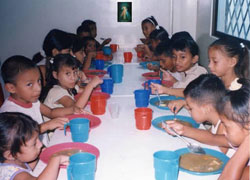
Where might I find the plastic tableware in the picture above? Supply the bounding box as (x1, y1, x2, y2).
(153, 150, 180, 180)
(137, 51, 143, 58)
(100, 78, 114, 94)
(110, 44, 119, 52)
(64, 118, 90, 142)
(103, 46, 112, 55)
(40, 142, 100, 168)
(67, 152, 96, 180)
(90, 93, 107, 115)
(107, 64, 124, 83)
(124, 52, 133, 63)
(84, 70, 107, 78)
(175, 148, 230, 175)
(134, 107, 152, 130)
(142, 72, 160, 80)
(151, 115, 200, 133)
(149, 96, 184, 110)
(108, 102, 120, 119)
(144, 79, 161, 94)
(94, 59, 105, 70)
(134, 89, 150, 107)
(139, 61, 160, 69)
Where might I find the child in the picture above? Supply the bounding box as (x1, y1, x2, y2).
(163, 74, 230, 153)
(216, 78, 250, 179)
(81, 20, 112, 51)
(208, 37, 249, 90)
(141, 16, 158, 42)
(82, 36, 98, 70)
(41, 54, 102, 111)
(0, 112, 69, 180)
(0, 56, 82, 145)
(151, 32, 207, 97)
(76, 24, 91, 38)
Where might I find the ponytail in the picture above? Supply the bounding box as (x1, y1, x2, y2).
(236, 45, 249, 79)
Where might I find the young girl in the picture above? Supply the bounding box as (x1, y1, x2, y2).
(81, 20, 112, 50)
(82, 36, 97, 70)
(0, 56, 82, 145)
(0, 112, 69, 180)
(141, 16, 158, 42)
(208, 37, 249, 90)
(216, 78, 250, 180)
(151, 32, 207, 97)
(163, 74, 230, 153)
(76, 24, 91, 38)
(41, 54, 102, 111)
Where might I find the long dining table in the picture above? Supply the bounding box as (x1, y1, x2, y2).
(33, 49, 224, 180)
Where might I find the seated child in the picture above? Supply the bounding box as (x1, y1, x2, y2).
(0, 56, 83, 145)
(81, 20, 112, 51)
(0, 112, 69, 180)
(163, 74, 230, 153)
(41, 54, 102, 111)
(82, 36, 97, 70)
(76, 24, 91, 38)
(216, 78, 250, 180)
(150, 31, 207, 97)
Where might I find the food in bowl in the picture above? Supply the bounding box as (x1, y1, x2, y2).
(52, 149, 83, 157)
(180, 153, 223, 172)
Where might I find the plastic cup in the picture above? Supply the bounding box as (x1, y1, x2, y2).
(108, 102, 120, 119)
(134, 89, 150, 107)
(153, 150, 180, 180)
(90, 93, 107, 115)
(101, 78, 114, 94)
(64, 118, 90, 142)
(124, 52, 133, 63)
(107, 64, 124, 83)
(134, 107, 152, 130)
(67, 152, 96, 180)
(103, 46, 112, 55)
(137, 51, 143, 58)
(94, 60, 105, 70)
(144, 79, 162, 94)
(110, 44, 119, 52)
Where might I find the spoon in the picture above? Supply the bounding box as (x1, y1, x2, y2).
(163, 122, 206, 155)
(155, 90, 164, 106)
(173, 107, 177, 120)
(100, 37, 106, 40)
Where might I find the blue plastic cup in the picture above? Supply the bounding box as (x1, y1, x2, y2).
(95, 59, 105, 70)
(67, 152, 96, 180)
(134, 89, 150, 107)
(64, 118, 90, 142)
(107, 64, 124, 83)
(153, 151, 180, 180)
(103, 46, 112, 55)
(144, 79, 162, 94)
(101, 78, 114, 94)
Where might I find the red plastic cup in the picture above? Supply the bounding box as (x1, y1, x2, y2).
(134, 107, 153, 130)
(90, 93, 107, 115)
(124, 52, 133, 63)
(137, 51, 143, 58)
(110, 44, 119, 52)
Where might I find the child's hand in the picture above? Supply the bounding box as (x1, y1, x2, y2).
(164, 121, 185, 135)
(73, 106, 85, 114)
(160, 68, 176, 82)
(89, 76, 103, 88)
(88, 51, 97, 59)
(50, 155, 69, 166)
(150, 83, 165, 94)
(103, 38, 112, 45)
(47, 117, 69, 130)
(147, 63, 159, 71)
(168, 99, 186, 113)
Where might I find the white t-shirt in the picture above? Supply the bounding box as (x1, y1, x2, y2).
(173, 63, 207, 88)
(0, 97, 49, 145)
(0, 163, 31, 180)
(229, 78, 242, 90)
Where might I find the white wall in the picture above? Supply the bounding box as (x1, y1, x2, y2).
(0, 0, 172, 61)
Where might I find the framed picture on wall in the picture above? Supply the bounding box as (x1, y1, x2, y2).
(117, 2, 132, 22)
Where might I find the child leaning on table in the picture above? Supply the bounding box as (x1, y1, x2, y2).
(0, 112, 69, 180)
(216, 79, 250, 180)
(163, 74, 230, 154)
(41, 54, 102, 112)
(0, 56, 83, 145)
(150, 32, 207, 97)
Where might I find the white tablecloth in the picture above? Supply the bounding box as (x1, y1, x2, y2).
(33, 50, 221, 180)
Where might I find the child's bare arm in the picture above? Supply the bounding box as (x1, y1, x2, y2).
(40, 117, 69, 133)
(150, 83, 184, 97)
(219, 135, 249, 180)
(83, 52, 96, 70)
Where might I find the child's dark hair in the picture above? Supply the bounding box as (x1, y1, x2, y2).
(149, 27, 170, 43)
(170, 31, 199, 57)
(0, 112, 39, 162)
(154, 41, 172, 57)
(209, 37, 249, 78)
(141, 16, 158, 27)
(76, 25, 91, 37)
(1, 55, 37, 84)
(72, 37, 85, 54)
(82, 36, 96, 51)
(184, 74, 226, 107)
(40, 54, 79, 102)
(81, 20, 96, 27)
(216, 78, 250, 128)
(32, 29, 73, 64)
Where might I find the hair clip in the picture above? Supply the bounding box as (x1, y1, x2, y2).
(50, 58, 54, 64)
(156, 25, 160, 30)
(39, 49, 46, 57)
(240, 42, 245, 48)
(147, 17, 156, 27)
